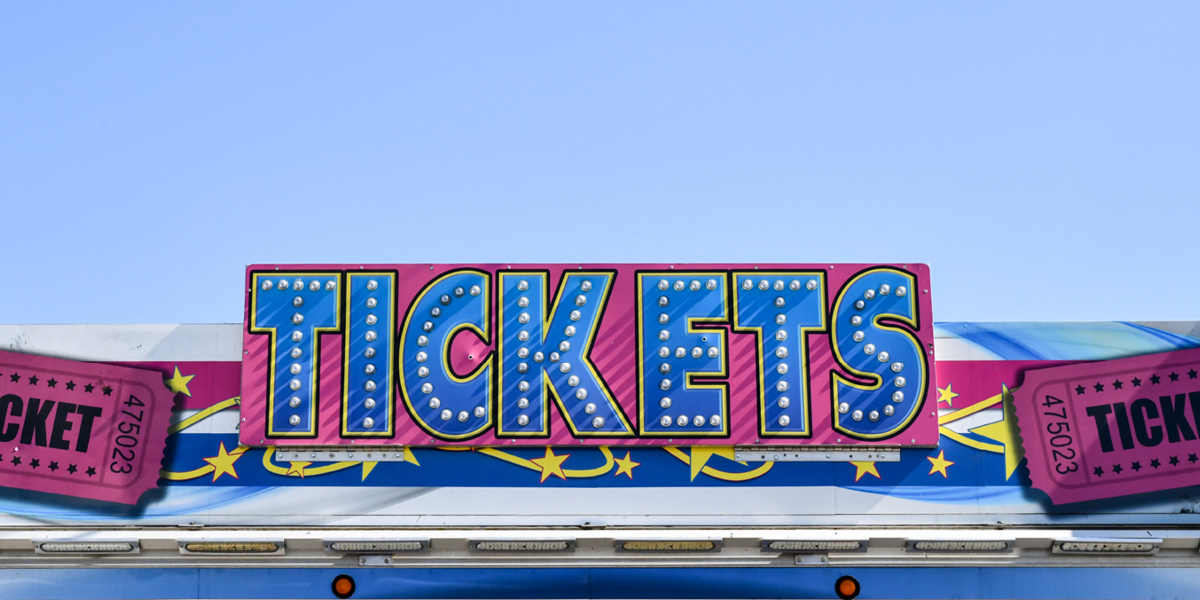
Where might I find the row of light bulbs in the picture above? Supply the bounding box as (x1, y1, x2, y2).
(843, 282, 909, 424)
(262, 278, 337, 292)
(266, 277, 337, 429)
(509, 280, 605, 429)
(645, 278, 729, 429)
(736, 278, 820, 428)
(412, 283, 485, 426)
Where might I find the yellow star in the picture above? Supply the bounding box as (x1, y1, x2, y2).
(530, 447, 570, 483)
(286, 461, 312, 478)
(614, 451, 640, 479)
(164, 366, 196, 397)
(927, 450, 954, 478)
(361, 462, 378, 481)
(970, 384, 1026, 480)
(937, 384, 959, 407)
(203, 442, 246, 482)
(687, 445, 739, 481)
(850, 461, 880, 482)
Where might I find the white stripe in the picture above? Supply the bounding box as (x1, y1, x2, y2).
(170, 409, 242, 434)
(0, 486, 1193, 527)
(0, 324, 243, 362)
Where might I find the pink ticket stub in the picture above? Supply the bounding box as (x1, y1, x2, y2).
(1014, 347, 1200, 504)
(0, 349, 172, 505)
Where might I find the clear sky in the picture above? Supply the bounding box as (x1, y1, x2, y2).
(1, 3, 1196, 325)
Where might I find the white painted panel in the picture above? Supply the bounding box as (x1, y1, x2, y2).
(170, 409, 242, 434)
(0, 324, 243, 362)
(834, 485, 981, 515)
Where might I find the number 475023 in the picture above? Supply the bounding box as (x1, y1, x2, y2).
(1042, 394, 1079, 475)
(109, 395, 145, 475)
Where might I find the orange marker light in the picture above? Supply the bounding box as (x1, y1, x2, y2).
(332, 574, 356, 599)
(836, 575, 860, 600)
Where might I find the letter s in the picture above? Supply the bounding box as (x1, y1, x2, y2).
(829, 267, 928, 439)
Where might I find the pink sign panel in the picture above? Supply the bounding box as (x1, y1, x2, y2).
(1015, 348, 1200, 504)
(240, 264, 937, 447)
(0, 349, 172, 505)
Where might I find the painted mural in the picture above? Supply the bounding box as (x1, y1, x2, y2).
(1, 321, 1199, 523)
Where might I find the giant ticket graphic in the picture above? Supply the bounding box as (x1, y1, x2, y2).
(1014, 347, 1200, 504)
(0, 349, 172, 504)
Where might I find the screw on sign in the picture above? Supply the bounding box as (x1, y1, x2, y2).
(240, 264, 938, 448)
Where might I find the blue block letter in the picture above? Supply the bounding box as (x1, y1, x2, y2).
(829, 267, 928, 439)
(732, 272, 826, 437)
(496, 271, 633, 437)
(249, 272, 341, 437)
(399, 270, 493, 440)
(342, 272, 397, 437)
(637, 272, 729, 437)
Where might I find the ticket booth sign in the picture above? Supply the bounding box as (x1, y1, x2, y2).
(240, 264, 937, 447)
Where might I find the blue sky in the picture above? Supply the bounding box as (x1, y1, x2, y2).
(1, 3, 1196, 324)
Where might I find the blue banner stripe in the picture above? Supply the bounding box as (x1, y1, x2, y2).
(0, 567, 1196, 599)
(162, 433, 1022, 488)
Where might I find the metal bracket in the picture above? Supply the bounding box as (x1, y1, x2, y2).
(794, 554, 829, 565)
(275, 446, 406, 463)
(735, 446, 901, 462)
(359, 554, 394, 566)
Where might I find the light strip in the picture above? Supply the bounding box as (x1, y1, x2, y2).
(617, 540, 721, 552)
(325, 540, 427, 554)
(1053, 538, 1161, 555)
(35, 540, 139, 555)
(907, 540, 1012, 553)
(470, 540, 575, 553)
(763, 540, 866, 553)
(179, 540, 284, 555)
